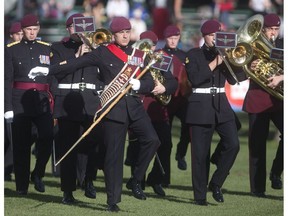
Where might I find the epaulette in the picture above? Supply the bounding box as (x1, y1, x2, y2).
(37, 40, 51, 46)
(6, 41, 20, 48)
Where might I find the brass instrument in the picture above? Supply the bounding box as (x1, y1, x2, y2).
(82, 28, 113, 50)
(224, 14, 283, 100)
(133, 39, 172, 105)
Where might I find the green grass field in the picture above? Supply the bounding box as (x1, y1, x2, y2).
(4, 112, 283, 216)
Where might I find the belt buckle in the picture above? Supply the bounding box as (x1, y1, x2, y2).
(79, 82, 86, 91)
(210, 88, 217, 94)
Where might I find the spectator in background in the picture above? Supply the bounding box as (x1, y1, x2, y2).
(129, 7, 147, 42)
(248, 0, 272, 15)
(106, 0, 130, 21)
(83, 0, 105, 28)
(213, 0, 236, 29)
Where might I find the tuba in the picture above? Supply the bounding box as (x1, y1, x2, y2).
(82, 28, 113, 50)
(224, 14, 283, 100)
(132, 39, 172, 105)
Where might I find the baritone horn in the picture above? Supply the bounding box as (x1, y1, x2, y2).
(132, 39, 172, 105)
(224, 14, 283, 100)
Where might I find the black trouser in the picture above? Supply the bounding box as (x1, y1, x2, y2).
(58, 117, 102, 192)
(4, 120, 14, 178)
(147, 121, 172, 185)
(190, 120, 239, 200)
(169, 102, 190, 159)
(12, 112, 53, 191)
(103, 115, 160, 205)
(248, 111, 283, 193)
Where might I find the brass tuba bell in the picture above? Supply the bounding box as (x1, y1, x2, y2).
(133, 39, 172, 105)
(224, 14, 283, 100)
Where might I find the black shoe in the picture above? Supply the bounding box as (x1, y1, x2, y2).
(126, 177, 146, 200)
(151, 184, 166, 196)
(176, 156, 187, 170)
(194, 199, 208, 206)
(107, 204, 120, 212)
(209, 183, 224, 203)
(270, 173, 282, 190)
(161, 183, 170, 188)
(84, 180, 96, 199)
(31, 173, 45, 193)
(17, 190, 28, 195)
(62, 192, 76, 204)
(252, 191, 266, 198)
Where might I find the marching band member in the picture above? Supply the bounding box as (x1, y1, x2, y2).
(161, 25, 191, 172)
(185, 19, 245, 205)
(5, 14, 54, 195)
(50, 13, 105, 204)
(243, 13, 283, 197)
(139, 30, 178, 197)
(5, 21, 24, 181)
(28, 16, 161, 212)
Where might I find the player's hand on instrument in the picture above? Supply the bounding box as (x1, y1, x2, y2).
(152, 79, 165, 95)
(267, 74, 283, 89)
(28, 66, 49, 79)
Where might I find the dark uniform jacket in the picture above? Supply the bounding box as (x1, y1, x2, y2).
(242, 37, 283, 113)
(5, 39, 52, 115)
(50, 39, 104, 121)
(161, 46, 191, 115)
(50, 43, 155, 123)
(185, 44, 245, 125)
(143, 68, 178, 122)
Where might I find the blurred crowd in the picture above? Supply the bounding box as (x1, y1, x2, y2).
(4, 0, 283, 48)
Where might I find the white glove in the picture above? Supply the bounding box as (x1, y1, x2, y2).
(28, 66, 49, 79)
(129, 78, 141, 91)
(4, 111, 14, 123)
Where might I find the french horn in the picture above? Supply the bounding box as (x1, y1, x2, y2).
(224, 14, 283, 100)
(133, 39, 172, 105)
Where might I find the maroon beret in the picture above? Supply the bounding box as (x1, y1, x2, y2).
(66, 13, 84, 27)
(9, 22, 22, 34)
(164, 25, 180, 38)
(109, 16, 131, 33)
(140, 30, 158, 45)
(21, 14, 40, 28)
(201, 20, 221, 36)
(264, 13, 281, 27)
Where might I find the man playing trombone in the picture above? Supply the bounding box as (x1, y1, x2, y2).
(50, 13, 105, 204)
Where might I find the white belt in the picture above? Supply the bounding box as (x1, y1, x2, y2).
(58, 83, 96, 90)
(192, 87, 225, 94)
